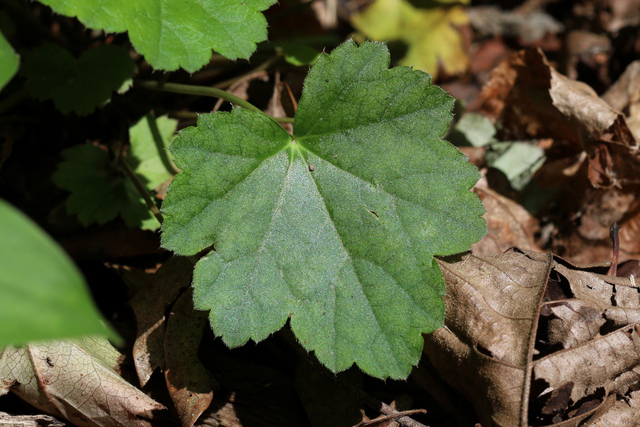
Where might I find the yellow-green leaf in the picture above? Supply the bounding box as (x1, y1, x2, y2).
(352, 0, 469, 78)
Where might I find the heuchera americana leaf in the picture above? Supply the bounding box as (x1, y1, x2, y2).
(160, 41, 486, 379)
(36, 0, 276, 72)
(52, 144, 159, 230)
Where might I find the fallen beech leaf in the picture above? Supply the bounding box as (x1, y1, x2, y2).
(164, 289, 217, 427)
(127, 257, 193, 387)
(0, 337, 164, 427)
(424, 248, 640, 426)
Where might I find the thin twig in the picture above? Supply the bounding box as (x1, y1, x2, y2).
(378, 402, 429, 427)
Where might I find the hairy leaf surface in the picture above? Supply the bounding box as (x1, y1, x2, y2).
(161, 41, 486, 379)
(37, 0, 275, 72)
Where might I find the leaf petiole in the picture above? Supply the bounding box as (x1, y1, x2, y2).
(134, 80, 264, 115)
(118, 155, 164, 225)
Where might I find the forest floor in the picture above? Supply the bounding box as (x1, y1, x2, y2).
(2, 0, 640, 426)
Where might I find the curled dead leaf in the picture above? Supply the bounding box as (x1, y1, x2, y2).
(0, 337, 164, 427)
(424, 248, 640, 427)
(164, 289, 217, 427)
(471, 178, 541, 256)
(479, 47, 639, 189)
(127, 256, 193, 387)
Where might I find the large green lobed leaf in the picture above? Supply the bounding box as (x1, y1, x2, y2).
(0, 200, 117, 346)
(161, 41, 486, 379)
(37, 0, 276, 72)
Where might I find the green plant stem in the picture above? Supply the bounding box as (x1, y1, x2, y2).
(144, 113, 181, 175)
(134, 80, 263, 115)
(118, 156, 164, 225)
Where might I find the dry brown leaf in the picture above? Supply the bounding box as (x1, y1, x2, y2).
(467, 6, 563, 45)
(471, 178, 541, 256)
(264, 72, 293, 134)
(164, 289, 217, 427)
(424, 248, 640, 427)
(590, 390, 640, 427)
(127, 256, 193, 387)
(574, 0, 640, 33)
(561, 31, 611, 86)
(603, 60, 640, 141)
(0, 411, 65, 426)
(479, 47, 639, 189)
(478, 47, 640, 264)
(546, 301, 605, 349)
(0, 337, 163, 427)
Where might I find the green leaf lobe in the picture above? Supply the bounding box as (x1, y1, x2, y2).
(161, 41, 486, 379)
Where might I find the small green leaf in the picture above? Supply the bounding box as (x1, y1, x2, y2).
(0, 199, 117, 346)
(277, 42, 320, 66)
(52, 144, 159, 229)
(127, 114, 179, 191)
(450, 112, 496, 147)
(0, 30, 19, 91)
(161, 41, 485, 379)
(22, 43, 135, 115)
(487, 142, 545, 191)
(37, 0, 276, 72)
